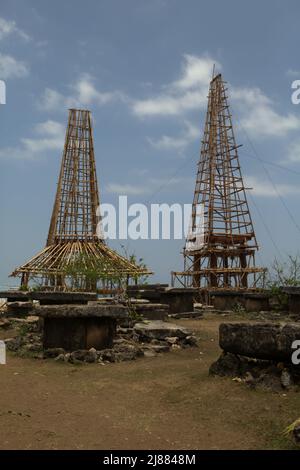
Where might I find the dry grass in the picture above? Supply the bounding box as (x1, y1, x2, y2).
(0, 314, 299, 450)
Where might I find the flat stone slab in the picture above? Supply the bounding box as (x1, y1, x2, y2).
(31, 291, 97, 304)
(133, 303, 168, 311)
(219, 322, 300, 361)
(281, 287, 300, 296)
(210, 290, 270, 299)
(162, 288, 198, 295)
(0, 291, 97, 304)
(35, 304, 128, 319)
(133, 320, 190, 341)
(0, 291, 30, 301)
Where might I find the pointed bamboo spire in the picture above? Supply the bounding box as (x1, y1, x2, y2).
(12, 109, 151, 291)
(172, 74, 266, 290)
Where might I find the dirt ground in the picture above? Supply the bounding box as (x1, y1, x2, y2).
(0, 314, 299, 450)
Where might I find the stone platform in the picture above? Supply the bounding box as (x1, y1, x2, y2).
(210, 321, 300, 392)
(0, 291, 98, 305)
(35, 304, 128, 351)
(281, 287, 300, 316)
(127, 285, 197, 314)
(209, 290, 271, 312)
(218, 322, 300, 361)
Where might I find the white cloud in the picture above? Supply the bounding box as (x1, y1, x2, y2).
(39, 74, 127, 112)
(106, 183, 150, 196)
(286, 69, 300, 78)
(132, 54, 300, 143)
(286, 140, 300, 163)
(0, 17, 30, 41)
(148, 120, 199, 151)
(245, 175, 300, 197)
(0, 120, 64, 160)
(106, 176, 193, 196)
(232, 87, 300, 138)
(0, 53, 29, 79)
(171, 54, 217, 90)
(132, 89, 207, 117)
(132, 55, 220, 117)
(39, 88, 65, 112)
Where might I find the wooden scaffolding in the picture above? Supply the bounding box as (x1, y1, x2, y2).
(172, 74, 266, 290)
(11, 109, 151, 291)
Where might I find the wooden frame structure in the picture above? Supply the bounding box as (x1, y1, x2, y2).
(172, 74, 266, 290)
(11, 109, 151, 291)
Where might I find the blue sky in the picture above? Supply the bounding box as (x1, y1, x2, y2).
(0, 0, 300, 287)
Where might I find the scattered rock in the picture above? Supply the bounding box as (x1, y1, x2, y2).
(133, 320, 190, 342)
(99, 349, 115, 363)
(210, 352, 300, 392)
(165, 336, 179, 345)
(2, 312, 197, 364)
(254, 372, 283, 393)
(293, 424, 300, 444)
(0, 318, 11, 329)
(64, 353, 71, 363)
(70, 350, 90, 362)
(6, 301, 33, 317)
(169, 311, 203, 319)
(54, 354, 65, 362)
(23, 342, 41, 353)
(281, 369, 293, 389)
(44, 348, 65, 359)
(209, 352, 242, 377)
(143, 350, 157, 358)
(85, 348, 98, 363)
(127, 298, 150, 304)
(143, 344, 170, 354)
(185, 335, 198, 347)
(5, 337, 23, 352)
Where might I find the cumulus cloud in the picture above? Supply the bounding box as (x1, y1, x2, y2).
(106, 176, 193, 196)
(148, 120, 199, 151)
(0, 53, 29, 79)
(0, 120, 64, 160)
(132, 55, 219, 117)
(231, 87, 300, 138)
(105, 183, 150, 196)
(245, 175, 300, 197)
(286, 69, 300, 78)
(286, 140, 300, 163)
(39, 74, 127, 112)
(0, 17, 30, 41)
(131, 54, 300, 145)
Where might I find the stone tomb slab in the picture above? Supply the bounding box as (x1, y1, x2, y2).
(35, 304, 128, 351)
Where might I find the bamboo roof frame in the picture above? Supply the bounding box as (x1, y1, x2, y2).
(11, 109, 151, 288)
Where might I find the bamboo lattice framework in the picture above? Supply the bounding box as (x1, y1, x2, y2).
(11, 109, 151, 291)
(172, 74, 266, 290)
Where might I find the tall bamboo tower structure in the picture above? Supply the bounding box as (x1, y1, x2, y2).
(12, 109, 150, 291)
(172, 74, 266, 290)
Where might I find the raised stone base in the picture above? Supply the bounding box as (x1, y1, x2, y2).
(43, 316, 116, 351)
(127, 285, 197, 314)
(210, 291, 271, 312)
(35, 304, 128, 352)
(219, 322, 300, 361)
(0, 291, 97, 305)
(133, 303, 169, 320)
(6, 301, 33, 317)
(282, 287, 300, 316)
